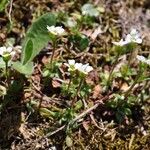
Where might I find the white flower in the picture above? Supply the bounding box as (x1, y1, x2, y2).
(75, 63, 93, 75)
(113, 28, 142, 47)
(47, 25, 65, 36)
(112, 39, 128, 47)
(64, 59, 76, 72)
(0, 46, 15, 58)
(136, 55, 150, 65)
(64, 60, 93, 74)
(125, 29, 142, 44)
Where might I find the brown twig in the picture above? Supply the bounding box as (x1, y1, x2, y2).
(44, 93, 114, 138)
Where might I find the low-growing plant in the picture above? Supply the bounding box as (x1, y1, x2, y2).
(80, 3, 100, 26)
(106, 29, 143, 89)
(62, 59, 93, 107)
(68, 33, 89, 51)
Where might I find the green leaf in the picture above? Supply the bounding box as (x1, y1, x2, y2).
(69, 34, 89, 51)
(74, 100, 83, 111)
(0, 0, 8, 12)
(0, 57, 11, 68)
(80, 35, 89, 50)
(22, 13, 56, 65)
(0, 57, 6, 68)
(81, 3, 99, 17)
(13, 61, 33, 75)
(22, 39, 33, 65)
(39, 108, 55, 118)
(123, 107, 132, 116)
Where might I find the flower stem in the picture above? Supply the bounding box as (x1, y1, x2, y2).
(67, 76, 72, 93)
(50, 40, 56, 69)
(124, 66, 143, 98)
(5, 61, 9, 87)
(106, 54, 119, 89)
(72, 78, 84, 107)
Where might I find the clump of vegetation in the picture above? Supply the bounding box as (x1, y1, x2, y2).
(0, 0, 149, 149)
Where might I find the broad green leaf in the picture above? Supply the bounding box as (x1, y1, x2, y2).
(22, 13, 56, 65)
(81, 3, 99, 17)
(13, 61, 33, 75)
(23, 39, 33, 64)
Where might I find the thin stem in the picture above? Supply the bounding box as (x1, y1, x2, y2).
(5, 61, 9, 87)
(107, 54, 120, 88)
(67, 76, 72, 93)
(124, 67, 143, 98)
(124, 51, 133, 77)
(72, 78, 84, 107)
(50, 40, 56, 68)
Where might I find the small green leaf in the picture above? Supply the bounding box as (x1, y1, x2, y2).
(74, 100, 83, 111)
(0, 57, 11, 68)
(13, 61, 33, 75)
(80, 35, 89, 50)
(69, 34, 89, 51)
(123, 107, 132, 116)
(66, 18, 77, 28)
(81, 3, 99, 17)
(39, 108, 55, 118)
(0, 0, 8, 12)
(22, 39, 33, 65)
(116, 110, 124, 123)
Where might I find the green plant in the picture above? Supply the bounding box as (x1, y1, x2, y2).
(80, 3, 100, 26)
(62, 60, 93, 107)
(43, 61, 62, 78)
(13, 13, 56, 75)
(106, 29, 142, 89)
(69, 33, 89, 51)
(47, 25, 65, 68)
(107, 94, 133, 122)
(0, 46, 16, 86)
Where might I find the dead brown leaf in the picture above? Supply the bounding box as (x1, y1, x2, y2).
(91, 26, 103, 41)
(92, 84, 102, 99)
(120, 82, 129, 92)
(52, 79, 61, 88)
(82, 121, 90, 131)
